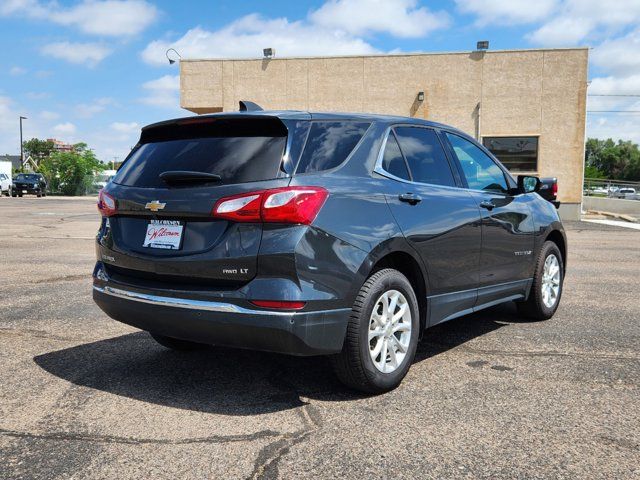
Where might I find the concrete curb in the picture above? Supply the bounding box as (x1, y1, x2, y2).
(586, 209, 639, 224)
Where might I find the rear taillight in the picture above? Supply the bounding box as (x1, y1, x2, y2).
(97, 189, 117, 217)
(552, 181, 558, 197)
(250, 300, 306, 310)
(213, 187, 328, 225)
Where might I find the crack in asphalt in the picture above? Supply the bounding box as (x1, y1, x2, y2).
(0, 427, 281, 446)
(30, 274, 89, 284)
(425, 341, 639, 361)
(247, 404, 322, 480)
(246, 362, 325, 480)
(0, 327, 93, 343)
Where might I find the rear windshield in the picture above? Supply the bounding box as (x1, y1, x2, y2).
(113, 118, 287, 188)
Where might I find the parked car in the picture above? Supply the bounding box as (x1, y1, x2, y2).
(12, 173, 47, 197)
(611, 188, 638, 200)
(93, 169, 117, 192)
(93, 108, 567, 393)
(0, 172, 11, 196)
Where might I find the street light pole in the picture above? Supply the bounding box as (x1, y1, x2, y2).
(19, 116, 27, 169)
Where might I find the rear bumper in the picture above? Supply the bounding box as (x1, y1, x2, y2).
(93, 284, 350, 356)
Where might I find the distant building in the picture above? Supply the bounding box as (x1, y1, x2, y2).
(47, 138, 74, 153)
(180, 47, 588, 220)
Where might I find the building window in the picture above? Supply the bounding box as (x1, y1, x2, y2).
(482, 136, 538, 172)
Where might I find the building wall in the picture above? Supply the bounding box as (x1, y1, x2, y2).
(180, 49, 588, 217)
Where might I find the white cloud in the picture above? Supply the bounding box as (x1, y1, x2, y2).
(591, 29, 640, 76)
(53, 122, 77, 135)
(589, 75, 640, 96)
(140, 75, 180, 108)
(41, 42, 112, 66)
(1, 0, 159, 37)
(142, 13, 380, 65)
(0, 96, 17, 142)
(310, 0, 450, 38)
(74, 98, 113, 118)
(528, 0, 640, 46)
(587, 113, 640, 144)
(9, 66, 27, 76)
(39, 111, 60, 121)
(527, 17, 593, 46)
(455, 0, 558, 26)
(26, 92, 50, 100)
(110, 122, 140, 133)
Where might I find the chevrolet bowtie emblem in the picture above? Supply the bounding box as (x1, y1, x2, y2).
(145, 200, 166, 212)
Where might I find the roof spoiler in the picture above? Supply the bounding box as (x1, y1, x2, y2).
(239, 100, 263, 112)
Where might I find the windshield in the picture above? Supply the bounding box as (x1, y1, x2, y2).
(15, 174, 39, 181)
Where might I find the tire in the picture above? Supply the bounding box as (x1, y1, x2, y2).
(150, 333, 207, 351)
(332, 268, 420, 394)
(517, 241, 564, 320)
(37, 193, 42, 198)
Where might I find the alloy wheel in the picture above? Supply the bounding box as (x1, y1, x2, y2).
(368, 289, 412, 373)
(542, 254, 561, 308)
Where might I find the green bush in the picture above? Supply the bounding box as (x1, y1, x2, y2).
(39, 143, 104, 196)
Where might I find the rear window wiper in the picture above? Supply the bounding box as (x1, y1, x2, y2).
(159, 170, 222, 185)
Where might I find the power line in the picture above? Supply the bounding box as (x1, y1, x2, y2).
(588, 94, 640, 97)
(587, 110, 640, 114)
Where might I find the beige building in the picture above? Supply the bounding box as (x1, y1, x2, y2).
(179, 48, 588, 219)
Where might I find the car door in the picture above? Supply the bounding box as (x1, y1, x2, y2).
(379, 125, 482, 324)
(443, 131, 535, 306)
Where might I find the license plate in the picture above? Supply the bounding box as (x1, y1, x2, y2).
(143, 220, 184, 250)
(22, 190, 27, 193)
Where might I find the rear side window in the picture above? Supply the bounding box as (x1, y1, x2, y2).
(113, 118, 287, 188)
(394, 127, 455, 187)
(382, 133, 410, 180)
(295, 122, 370, 174)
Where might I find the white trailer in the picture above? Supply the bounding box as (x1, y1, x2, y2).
(0, 161, 12, 196)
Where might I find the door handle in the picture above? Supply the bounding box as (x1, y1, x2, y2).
(399, 193, 422, 205)
(479, 200, 495, 210)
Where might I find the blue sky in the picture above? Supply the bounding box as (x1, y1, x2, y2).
(1, 0, 639, 163)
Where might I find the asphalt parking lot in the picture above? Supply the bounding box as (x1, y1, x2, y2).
(0, 197, 638, 479)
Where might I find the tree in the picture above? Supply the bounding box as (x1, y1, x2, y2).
(22, 138, 55, 161)
(584, 138, 640, 181)
(39, 146, 104, 196)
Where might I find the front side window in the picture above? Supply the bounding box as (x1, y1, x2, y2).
(296, 121, 370, 174)
(446, 133, 508, 193)
(482, 136, 538, 172)
(393, 127, 455, 187)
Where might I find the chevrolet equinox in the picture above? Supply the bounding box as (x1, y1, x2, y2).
(93, 106, 566, 393)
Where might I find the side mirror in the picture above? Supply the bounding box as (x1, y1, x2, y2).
(517, 175, 540, 194)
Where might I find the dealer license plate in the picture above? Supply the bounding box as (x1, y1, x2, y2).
(143, 220, 184, 250)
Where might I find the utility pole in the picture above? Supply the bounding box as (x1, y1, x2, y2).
(19, 116, 27, 168)
(112, 156, 118, 170)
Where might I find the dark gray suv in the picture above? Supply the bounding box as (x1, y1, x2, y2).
(93, 108, 566, 393)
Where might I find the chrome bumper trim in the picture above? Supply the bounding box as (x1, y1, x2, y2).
(93, 285, 349, 317)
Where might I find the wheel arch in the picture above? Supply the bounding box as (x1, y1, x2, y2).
(544, 229, 567, 272)
(355, 239, 430, 335)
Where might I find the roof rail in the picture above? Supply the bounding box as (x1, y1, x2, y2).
(239, 100, 263, 112)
